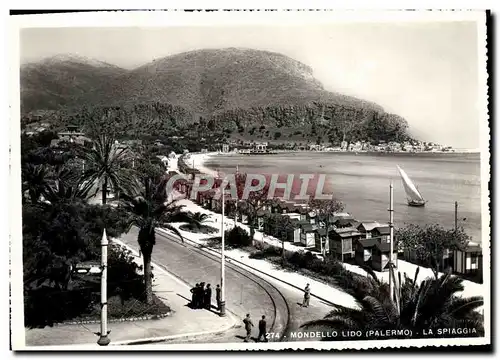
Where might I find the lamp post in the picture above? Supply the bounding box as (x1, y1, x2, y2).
(388, 182, 395, 301)
(220, 187, 226, 316)
(97, 229, 110, 346)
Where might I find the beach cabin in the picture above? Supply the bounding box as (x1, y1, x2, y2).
(355, 238, 379, 267)
(357, 221, 382, 238)
(452, 244, 483, 282)
(372, 242, 398, 272)
(329, 227, 362, 261)
(298, 221, 316, 248)
(315, 228, 330, 253)
(372, 226, 391, 243)
(355, 238, 397, 272)
(289, 219, 302, 243)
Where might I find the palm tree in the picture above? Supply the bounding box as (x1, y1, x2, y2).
(301, 267, 484, 339)
(22, 163, 52, 204)
(82, 134, 134, 205)
(42, 168, 98, 205)
(120, 174, 194, 304)
(190, 212, 211, 229)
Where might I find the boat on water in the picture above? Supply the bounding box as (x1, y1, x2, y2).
(397, 165, 427, 207)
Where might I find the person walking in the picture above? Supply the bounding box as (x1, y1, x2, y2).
(243, 314, 254, 342)
(190, 283, 199, 308)
(204, 283, 212, 310)
(215, 284, 222, 311)
(257, 315, 268, 342)
(301, 283, 311, 308)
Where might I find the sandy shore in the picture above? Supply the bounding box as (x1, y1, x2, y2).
(187, 152, 221, 177)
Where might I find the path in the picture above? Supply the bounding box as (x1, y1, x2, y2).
(24, 243, 235, 347)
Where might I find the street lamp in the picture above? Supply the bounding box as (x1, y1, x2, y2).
(97, 229, 110, 346)
(220, 188, 226, 316)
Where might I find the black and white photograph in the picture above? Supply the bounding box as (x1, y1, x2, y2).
(9, 10, 490, 351)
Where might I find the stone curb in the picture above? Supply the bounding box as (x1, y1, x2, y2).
(109, 310, 238, 346)
(54, 311, 172, 327)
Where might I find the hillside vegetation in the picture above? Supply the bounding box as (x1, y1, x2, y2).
(20, 48, 411, 146)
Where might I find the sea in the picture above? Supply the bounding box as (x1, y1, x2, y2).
(205, 152, 484, 243)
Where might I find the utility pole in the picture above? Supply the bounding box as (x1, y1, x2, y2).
(455, 201, 458, 232)
(97, 229, 110, 346)
(220, 188, 226, 317)
(389, 182, 395, 301)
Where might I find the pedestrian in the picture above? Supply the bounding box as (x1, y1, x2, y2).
(302, 283, 311, 308)
(195, 283, 203, 309)
(199, 282, 206, 309)
(215, 284, 222, 311)
(190, 283, 198, 308)
(257, 315, 268, 342)
(243, 314, 254, 342)
(204, 283, 212, 310)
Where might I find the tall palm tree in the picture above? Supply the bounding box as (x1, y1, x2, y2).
(120, 174, 194, 304)
(82, 134, 134, 205)
(301, 267, 484, 339)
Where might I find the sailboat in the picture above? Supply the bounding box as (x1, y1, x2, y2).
(397, 165, 426, 207)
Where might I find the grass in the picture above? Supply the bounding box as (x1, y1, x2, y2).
(73, 293, 171, 323)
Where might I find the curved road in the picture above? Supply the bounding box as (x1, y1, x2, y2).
(119, 227, 334, 344)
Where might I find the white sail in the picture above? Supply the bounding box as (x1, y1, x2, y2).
(397, 166, 424, 202)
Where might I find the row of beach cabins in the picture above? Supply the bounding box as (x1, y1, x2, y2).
(174, 175, 482, 282)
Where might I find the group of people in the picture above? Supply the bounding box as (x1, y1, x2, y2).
(242, 314, 268, 343)
(190, 282, 221, 310)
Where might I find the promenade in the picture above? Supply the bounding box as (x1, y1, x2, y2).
(24, 241, 236, 347)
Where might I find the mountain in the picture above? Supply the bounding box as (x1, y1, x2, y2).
(20, 48, 410, 145)
(20, 54, 127, 114)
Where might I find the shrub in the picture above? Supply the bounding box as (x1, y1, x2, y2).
(226, 226, 252, 248)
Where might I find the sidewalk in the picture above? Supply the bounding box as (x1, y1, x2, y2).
(24, 242, 237, 347)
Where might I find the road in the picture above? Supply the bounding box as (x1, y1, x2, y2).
(119, 227, 334, 344)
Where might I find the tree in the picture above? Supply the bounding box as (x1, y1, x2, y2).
(82, 133, 135, 205)
(308, 197, 344, 256)
(396, 224, 470, 277)
(119, 174, 194, 304)
(300, 266, 484, 340)
(232, 173, 272, 245)
(22, 163, 52, 204)
(190, 212, 211, 229)
(267, 214, 294, 262)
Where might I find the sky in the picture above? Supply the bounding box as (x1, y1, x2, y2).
(20, 22, 483, 148)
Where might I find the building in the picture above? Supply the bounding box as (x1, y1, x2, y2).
(372, 226, 391, 243)
(357, 221, 383, 238)
(329, 227, 362, 261)
(222, 144, 230, 153)
(254, 142, 268, 153)
(452, 243, 483, 282)
(309, 144, 323, 151)
(355, 238, 398, 272)
(299, 222, 316, 248)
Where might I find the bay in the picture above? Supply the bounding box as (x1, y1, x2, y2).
(205, 152, 483, 243)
